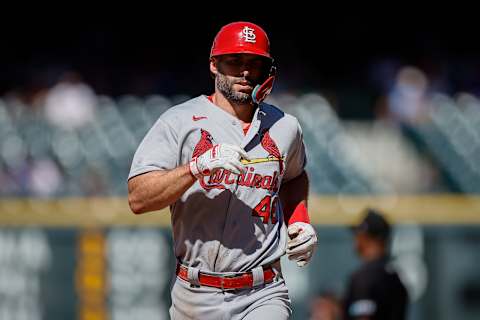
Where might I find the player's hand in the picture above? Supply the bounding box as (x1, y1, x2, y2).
(286, 222, 318, 267)
(190, 143, 250, 178)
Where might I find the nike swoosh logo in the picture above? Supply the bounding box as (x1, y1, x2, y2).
(192, 116, 208, 121)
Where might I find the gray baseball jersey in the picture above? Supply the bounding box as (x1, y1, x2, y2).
(128, 95, 306, 273)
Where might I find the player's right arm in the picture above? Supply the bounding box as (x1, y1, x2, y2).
(128, 143, 249, 214)
(128, 164, 195, 214)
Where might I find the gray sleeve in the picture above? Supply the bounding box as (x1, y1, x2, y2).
(128, 118, 178, 180)
(282, 119, 307, 183)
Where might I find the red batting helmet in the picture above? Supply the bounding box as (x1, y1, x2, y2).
(210, 22, 272, 60)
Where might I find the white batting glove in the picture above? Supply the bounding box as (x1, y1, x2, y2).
(286, 222, 318, 267)
(189, 143, 250, 179)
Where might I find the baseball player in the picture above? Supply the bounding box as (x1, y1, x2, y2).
(127, 21, 318, 319)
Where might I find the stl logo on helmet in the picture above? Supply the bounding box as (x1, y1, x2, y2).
(242, 26, 256, 43)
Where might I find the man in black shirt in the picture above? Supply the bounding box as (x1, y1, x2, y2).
(344, 208, 408, 320)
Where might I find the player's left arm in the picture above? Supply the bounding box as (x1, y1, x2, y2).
(279, 118, 318, 267)
(280, 170, 309, 225)
(280, 170, 318, 267)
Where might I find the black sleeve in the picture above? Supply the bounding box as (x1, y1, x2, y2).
(388, 275, 409, 320)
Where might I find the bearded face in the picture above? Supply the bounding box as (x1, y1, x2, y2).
(215, 71, 253, 104)
(212, 54, 269, 105)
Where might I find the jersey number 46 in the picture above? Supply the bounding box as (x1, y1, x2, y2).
(252, 195, 279, 224)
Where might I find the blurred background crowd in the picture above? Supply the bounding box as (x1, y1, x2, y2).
(3, 60, 480, 197)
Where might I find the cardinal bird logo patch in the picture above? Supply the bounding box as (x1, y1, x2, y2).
(192, 129, 225, 190)
(192, 129, 214, 158)
(260, 130, 284, 175)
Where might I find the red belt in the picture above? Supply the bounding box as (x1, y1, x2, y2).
(176, 264, 276, 290)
